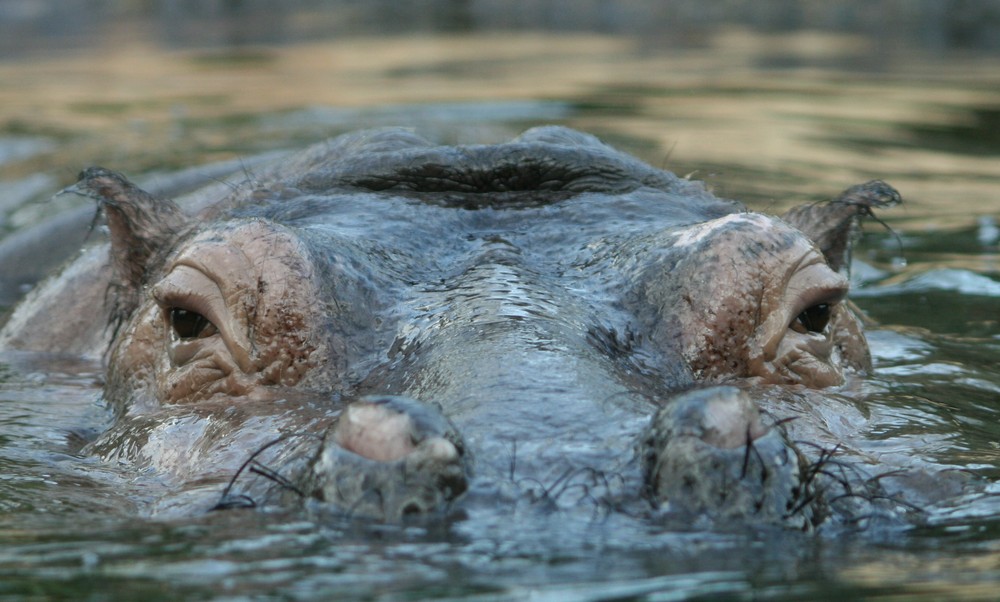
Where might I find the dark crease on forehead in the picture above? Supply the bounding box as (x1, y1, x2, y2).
(284, 142, 740, 213)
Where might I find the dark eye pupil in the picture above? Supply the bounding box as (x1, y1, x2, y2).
(170, 308, 213, 339)
(796, 303, 832, 333)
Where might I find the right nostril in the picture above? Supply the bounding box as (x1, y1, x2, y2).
(699, 394, 768, 449)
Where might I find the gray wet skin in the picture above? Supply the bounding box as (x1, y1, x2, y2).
(0, 127, 902, 527)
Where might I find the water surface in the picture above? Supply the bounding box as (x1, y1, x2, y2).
(1, 3, 1000, 599)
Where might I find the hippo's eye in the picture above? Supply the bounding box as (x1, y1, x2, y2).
(792, 303, 832, 334)
(169, 308, 218, 340)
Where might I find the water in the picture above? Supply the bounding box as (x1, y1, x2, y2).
(2, 2, 1000, 599)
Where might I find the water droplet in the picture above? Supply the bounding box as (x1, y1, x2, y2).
(977, 215, 999, 246)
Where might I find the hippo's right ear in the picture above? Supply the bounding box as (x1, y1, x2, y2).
(69, 168, 191, 321)
(781, 180, 901, 273)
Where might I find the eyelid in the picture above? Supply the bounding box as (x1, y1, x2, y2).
(786, 259, 849, 316)
(156, 290, 218, 329)
(151, 265, 254, 372)
(794, 287, 846, 318)
(152, 270, 225, 333)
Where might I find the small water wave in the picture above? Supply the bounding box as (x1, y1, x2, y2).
(855, 268, 1000, 298)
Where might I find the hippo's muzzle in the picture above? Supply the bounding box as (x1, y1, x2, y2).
(642, 387, 819, 530)
(308, 396, 469, 520)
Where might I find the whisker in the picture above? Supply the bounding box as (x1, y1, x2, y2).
(249, 463, 305, 497)
(214, 432, 323, 510)
(211, 493, 257, 511)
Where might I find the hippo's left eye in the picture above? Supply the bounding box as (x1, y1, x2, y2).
(792, 303, 832, 334)
(169, 308, 218, 340)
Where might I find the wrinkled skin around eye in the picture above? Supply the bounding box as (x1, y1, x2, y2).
(105, 221, 334, 414)
(641, 213, 870, 388)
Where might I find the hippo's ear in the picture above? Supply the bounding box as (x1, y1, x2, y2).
(70, 168, 191, 321)
(781, 180, 901, 273)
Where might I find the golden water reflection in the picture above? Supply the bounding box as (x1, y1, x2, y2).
(1, 29, 998, 228)
(836, 546, 1000, 601)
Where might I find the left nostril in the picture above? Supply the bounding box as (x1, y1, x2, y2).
(332, 401, 418, 463)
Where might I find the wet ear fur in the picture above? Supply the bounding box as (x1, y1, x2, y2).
(69, 167, 191, 330)
(781, 180, 902, 273)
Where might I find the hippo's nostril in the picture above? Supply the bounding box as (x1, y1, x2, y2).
(332, 401, 419, 463)
(309, 395, 469, 521)
(697, 390, 769, 449)
(643, 386, 817, 528)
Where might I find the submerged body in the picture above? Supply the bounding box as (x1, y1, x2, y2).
(0, 127, 909, 528)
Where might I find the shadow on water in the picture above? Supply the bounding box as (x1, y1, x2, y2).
(827, 105, 1000, 158)
(5, 1, 1000, 54)
(1, 1, 1000, 600)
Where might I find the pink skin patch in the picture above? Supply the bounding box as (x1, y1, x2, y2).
(672, 213, 771, 249)
(332, 403, 418, 462)
(331, 401, 459, 464)
(699, 395, 768, 449)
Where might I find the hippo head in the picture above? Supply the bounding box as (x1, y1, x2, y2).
(63, 128, 899, 527)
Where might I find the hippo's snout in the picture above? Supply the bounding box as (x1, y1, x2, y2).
(643, 387, 819, 530)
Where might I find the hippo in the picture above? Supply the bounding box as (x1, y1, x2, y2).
(0, 127, 907, 529)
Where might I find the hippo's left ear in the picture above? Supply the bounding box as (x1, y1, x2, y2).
(70, 168, 191, 324)
(781, 180, 901, 273)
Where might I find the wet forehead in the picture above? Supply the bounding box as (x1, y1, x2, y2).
(263, 188, 742, 258)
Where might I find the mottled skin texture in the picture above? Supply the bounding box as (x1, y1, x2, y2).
(632, 213, 869, 386)
(0, 128, 901, 527)
(109, 221, 332, 412)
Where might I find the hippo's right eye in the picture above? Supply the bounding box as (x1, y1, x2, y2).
(792, 303, 833, 334)
(169, 308, 218, 340)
